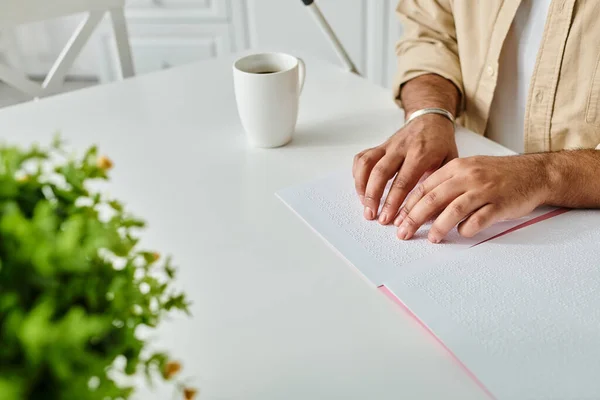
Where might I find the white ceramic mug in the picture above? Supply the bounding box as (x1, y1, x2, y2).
(233, 52, 305, 148)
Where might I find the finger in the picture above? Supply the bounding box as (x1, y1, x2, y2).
(420, 169, 435, 181)
(352, 150, 368, 179)
(428, 193, 489, 243)
(457, 203, 501, 238)
(377, 169, 408, 225)
(363, 154, 403, 220)
(393, 163, 454, 226)
(353, 148, 385, 204)
(397, 180, 466, 240)
(379, 153, 437, 226)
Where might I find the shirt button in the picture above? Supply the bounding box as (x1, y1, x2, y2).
(535, 90, 544, 102)
(486, 66, 495, 77)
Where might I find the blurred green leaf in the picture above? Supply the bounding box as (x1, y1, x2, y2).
(108, 199, 123, 212)
(0, 377, 23, 400)
(18, 298, 54, 365)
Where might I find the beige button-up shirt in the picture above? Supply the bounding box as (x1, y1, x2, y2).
(393, 0, 600, 152)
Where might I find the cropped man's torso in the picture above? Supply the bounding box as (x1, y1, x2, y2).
(486, 0, 552, 153)
(395, 0, 600, 152)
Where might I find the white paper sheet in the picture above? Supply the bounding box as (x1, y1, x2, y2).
(277, 162, 552, 286)
(384, 209, 600, 399)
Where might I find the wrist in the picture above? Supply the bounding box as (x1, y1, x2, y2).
(533, 152, 563, 205)
(406, 113, 454, 135)
(518, 150, 600, 209)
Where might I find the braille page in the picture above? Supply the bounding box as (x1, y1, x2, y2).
(384, 210, 600, 400)
(277, 171, 552, 285)
(452, 126, 516, 158)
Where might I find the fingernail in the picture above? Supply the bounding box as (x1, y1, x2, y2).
(397, 226, 407, 240)
(378, 212, 387, 224)
(394, 214, 404, 226)
(364, 207, 374, 220)
(428, 233, 440, 244)
(359, 195, 365, 204)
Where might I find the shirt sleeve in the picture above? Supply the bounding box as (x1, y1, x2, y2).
(393, 0, 465, 115)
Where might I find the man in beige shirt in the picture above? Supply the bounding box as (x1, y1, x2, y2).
(353, 0, 600, 243)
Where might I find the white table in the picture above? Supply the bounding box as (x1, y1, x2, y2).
(0, 54, 499, 399)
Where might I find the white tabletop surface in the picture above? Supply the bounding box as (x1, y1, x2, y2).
(0, 53, 493, 400)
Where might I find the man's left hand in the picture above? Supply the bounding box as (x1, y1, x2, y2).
(395, 155, 550, 243)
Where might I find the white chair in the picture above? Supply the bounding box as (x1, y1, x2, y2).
(0, 0, 134, 99)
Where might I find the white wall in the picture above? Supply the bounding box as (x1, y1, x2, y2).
(247, 0, 401, 87)
(0, 0, 403, 89)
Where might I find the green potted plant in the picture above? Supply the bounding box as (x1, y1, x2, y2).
(0, 138, 194, 399)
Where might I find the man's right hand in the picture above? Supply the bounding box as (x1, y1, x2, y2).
(352, 113, 458, 226)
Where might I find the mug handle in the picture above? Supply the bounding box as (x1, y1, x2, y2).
(297, 57, 306, 95)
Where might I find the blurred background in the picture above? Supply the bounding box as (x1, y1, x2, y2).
(0, 0, 403, 107)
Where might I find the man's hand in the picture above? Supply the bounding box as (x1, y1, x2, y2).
(353, 74, 461, 225)
(353, 114, 458, 225)
(395, 155, 550, 243)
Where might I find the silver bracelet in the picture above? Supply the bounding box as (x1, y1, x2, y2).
(404, 107, 455, 127)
